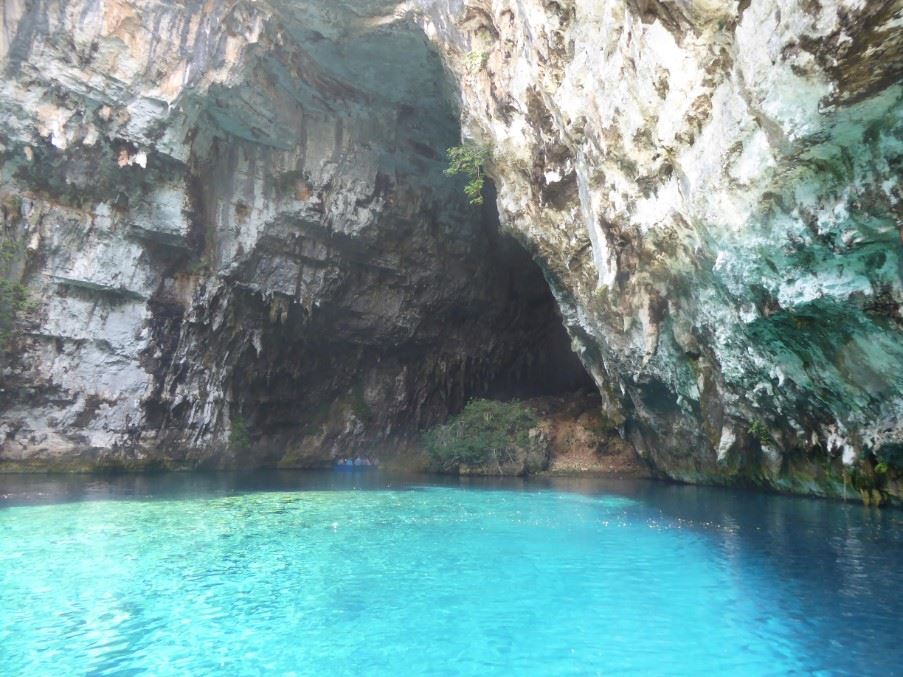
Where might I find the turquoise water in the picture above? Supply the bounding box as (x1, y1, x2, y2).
(1, 474, 901, 675)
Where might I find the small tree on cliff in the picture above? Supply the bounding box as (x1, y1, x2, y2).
(444, 144, 490, 206)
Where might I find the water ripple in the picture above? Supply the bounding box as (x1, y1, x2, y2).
(1, 481, 901, 675)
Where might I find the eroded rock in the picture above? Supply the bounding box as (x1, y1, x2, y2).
(0, 0, 590, 470)
(423, 0, 903, 502)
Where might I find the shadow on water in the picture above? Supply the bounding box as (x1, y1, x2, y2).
(0, 469, 657, 507)
(0, 470, 415, 507)
(535, 476, 903, 674)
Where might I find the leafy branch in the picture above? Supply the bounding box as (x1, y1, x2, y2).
(444, 144, 490, 206)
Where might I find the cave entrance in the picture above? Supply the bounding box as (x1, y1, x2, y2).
(148, 11, 597, 463)
(215, 174, 597, 459)
(472, 183, 595, 401)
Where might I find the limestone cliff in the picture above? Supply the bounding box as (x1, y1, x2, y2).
(424, 0, 903, 503)
(0, 0, 589, 470)
(1, 0, 901, 503)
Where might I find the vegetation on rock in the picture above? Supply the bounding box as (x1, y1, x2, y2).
(229, 415, 252, 452)
(0, 279, 28, 346)
(423, 399, 545, 474)
(463, 50, 488, 74)
(444, 144, 490, 205)
(747, 420, 770, 445)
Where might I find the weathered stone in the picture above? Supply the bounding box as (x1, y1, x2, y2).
(423, 0, 903, 502)
(0, 0, 590, 471)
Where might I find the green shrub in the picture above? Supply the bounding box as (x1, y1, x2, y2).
(424, 399, 539, 472)
(444, 144, 490, 206)
(0, 236, 29, 347)
(0, 278, 28, 345)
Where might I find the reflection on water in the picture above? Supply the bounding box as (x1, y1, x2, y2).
(1, 471, 900, 675)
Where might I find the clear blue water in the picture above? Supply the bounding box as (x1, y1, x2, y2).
(1, 473, 901, 676)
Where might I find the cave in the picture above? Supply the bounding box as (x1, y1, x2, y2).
(4, 2, 903, 673)
(168, 188, 597, 468)
(0, 2, 599, 471)
(110, 12, 597, 467)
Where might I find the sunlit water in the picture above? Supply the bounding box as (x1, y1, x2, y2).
(1, 472, 901, 675)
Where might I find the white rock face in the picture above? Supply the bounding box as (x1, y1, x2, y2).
(1, 0, 901, 501)
(419, 0, 903, 499)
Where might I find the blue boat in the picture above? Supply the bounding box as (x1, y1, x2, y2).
(333, 459, 377, 471)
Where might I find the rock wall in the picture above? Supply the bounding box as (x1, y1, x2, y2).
(2, 0, 902, 502)
(0, 0, 589, 470)
(421, 0, 903, 502)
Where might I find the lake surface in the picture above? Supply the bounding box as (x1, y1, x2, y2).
(1, 472, 901, 675)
